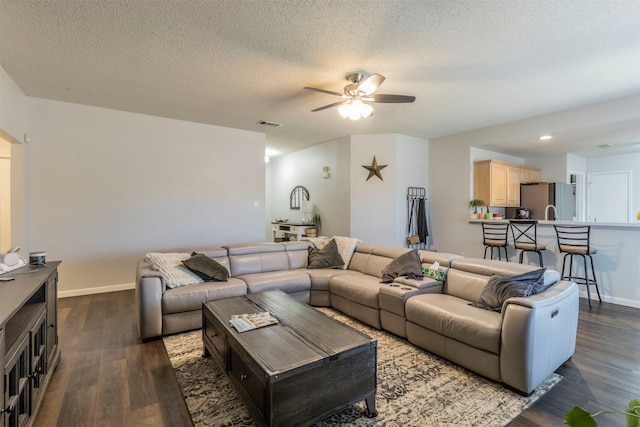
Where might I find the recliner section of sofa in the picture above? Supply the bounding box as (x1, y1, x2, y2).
(404, 257, 578, 394)
(137, 247, 248, 338)
(135, 239, 579, 395)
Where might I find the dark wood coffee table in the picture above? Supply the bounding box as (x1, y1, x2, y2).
(202, 290, 377, 427)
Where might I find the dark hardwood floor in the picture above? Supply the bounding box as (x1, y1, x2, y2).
(33, 290, 640, 427)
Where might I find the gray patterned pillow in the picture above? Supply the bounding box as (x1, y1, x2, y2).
(182, 253, 229, 282)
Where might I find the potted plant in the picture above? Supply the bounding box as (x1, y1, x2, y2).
(468, 199, 484, 219)
(306, 213, 321, 237)
(564, 398, 639, 426)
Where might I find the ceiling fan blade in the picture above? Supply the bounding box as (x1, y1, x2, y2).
(358, 73, 385, 95)
(371, 94, 416, 103)
(303, 87, 343, 97)
(311, 101, 347, 112)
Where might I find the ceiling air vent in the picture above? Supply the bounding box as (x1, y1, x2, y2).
(257, 120, 283, 128)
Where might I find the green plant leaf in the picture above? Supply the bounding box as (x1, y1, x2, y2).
(626, 398, 640, 427)
(564, 407, 597, 427)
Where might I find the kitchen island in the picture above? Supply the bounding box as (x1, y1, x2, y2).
(469, 219, 640, 308)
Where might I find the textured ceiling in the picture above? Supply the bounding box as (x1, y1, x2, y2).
(1, 0, 639, 157)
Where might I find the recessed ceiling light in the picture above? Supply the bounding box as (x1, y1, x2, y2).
(597, 144, 611, 149)
(539, 135, 552, 141)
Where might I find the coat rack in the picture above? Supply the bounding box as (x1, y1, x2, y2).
(407, 187, 430, 249)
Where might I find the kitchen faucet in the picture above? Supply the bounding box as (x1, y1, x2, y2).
(545, 205, 558, 221)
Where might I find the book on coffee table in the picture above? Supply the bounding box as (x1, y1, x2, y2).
(229, 311, 279, 333)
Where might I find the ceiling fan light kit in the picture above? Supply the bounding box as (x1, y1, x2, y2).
(305, 72, 416, 120)
(338, 99, 374, 120)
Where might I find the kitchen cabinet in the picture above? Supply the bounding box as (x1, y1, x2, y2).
(474, 160, 541, 207)
(520, 166, 541, 183)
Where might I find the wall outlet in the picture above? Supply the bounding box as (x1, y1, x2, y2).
(253, 200, 260, 207)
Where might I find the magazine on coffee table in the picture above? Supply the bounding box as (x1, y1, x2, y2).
(229, 311, 279, 333)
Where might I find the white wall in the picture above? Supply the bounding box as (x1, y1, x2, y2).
(26, 98, 266, 295)
(0, 66, 27, 255)
(0, 66, 27, 142)
(430, 135, 477, 255)
(566, 153, 587, 178)
(395, 135, 429, 247)
(349, 135, 394, 244)
(349, 134, 429, 246)
(268, 136, 351, 238)
(527, 154, 568, 183)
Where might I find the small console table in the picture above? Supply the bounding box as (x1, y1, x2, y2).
(0, 261, 60, 427)
(271, 222, 313, 241)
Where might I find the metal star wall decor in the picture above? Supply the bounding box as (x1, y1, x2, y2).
(362, 156, 388, 181)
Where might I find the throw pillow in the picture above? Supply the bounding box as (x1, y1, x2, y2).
(332, 236, 360, 270)
(307, 239, 345, 269)
(182, 252, 229, 282)
(381, 249, 423, 283)
(302, 236, 330, 249)
(470, 268, 546, 312)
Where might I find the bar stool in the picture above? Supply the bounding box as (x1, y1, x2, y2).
(553, 225, 602, 307)
(509, 220, 545, 266)
(481, 222, 509, 261)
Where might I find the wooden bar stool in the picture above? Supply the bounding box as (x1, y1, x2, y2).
(554, 225, 602, 307)
(481, 222, 509, 261)
(509, 220, 546, 266)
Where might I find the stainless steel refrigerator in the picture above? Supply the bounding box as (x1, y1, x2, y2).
(518, 183, 576, 220)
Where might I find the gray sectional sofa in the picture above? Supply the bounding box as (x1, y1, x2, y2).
(135, 239, 579, 395)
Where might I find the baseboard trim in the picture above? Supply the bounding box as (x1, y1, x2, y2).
(578, 291, 640, 309)
(58, 283, 640, 308)
(59, 282, 135, 298)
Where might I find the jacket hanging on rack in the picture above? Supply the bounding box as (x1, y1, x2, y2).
(407, 187, 430, 249)
(417, 197, 429, 242)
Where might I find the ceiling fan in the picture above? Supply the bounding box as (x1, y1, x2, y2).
(304, 72, 416, 120)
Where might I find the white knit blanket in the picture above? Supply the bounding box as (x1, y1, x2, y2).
(145, 252, 203, 288)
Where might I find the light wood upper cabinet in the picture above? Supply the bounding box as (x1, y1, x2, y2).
(520, 166, 541, 183)
(506, 166, 521, 206)
(474, 160, 540, 207)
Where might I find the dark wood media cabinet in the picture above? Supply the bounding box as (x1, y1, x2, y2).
(0, 262, 60, 427)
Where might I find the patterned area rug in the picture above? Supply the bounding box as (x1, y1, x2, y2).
(164, 308, 561, 427)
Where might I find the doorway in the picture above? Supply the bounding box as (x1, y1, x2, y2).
(0, 155, 10, 252)
(569, 172, 585, 222)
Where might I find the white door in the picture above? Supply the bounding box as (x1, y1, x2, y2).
(587, 171, 631, 223)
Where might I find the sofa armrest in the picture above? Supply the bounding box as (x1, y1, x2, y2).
(136, 261, 166, 340)
(393, 276, 444, 292)
(499, 280, 579, 394)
